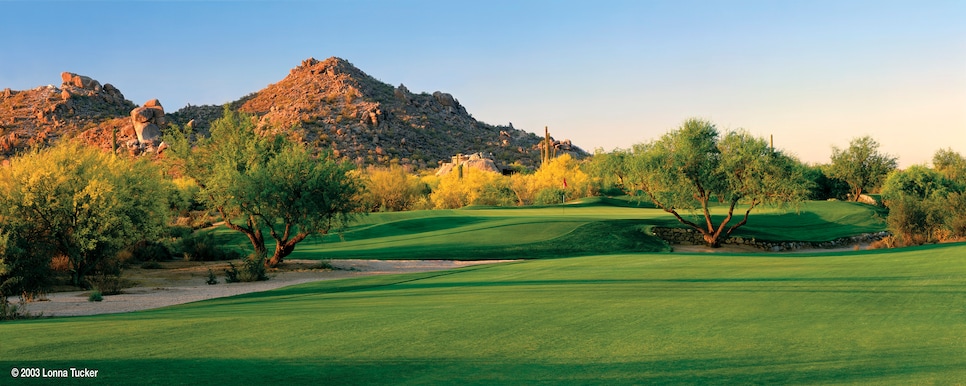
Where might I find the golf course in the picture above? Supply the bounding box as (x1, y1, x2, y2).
(2, 199, 964, 384)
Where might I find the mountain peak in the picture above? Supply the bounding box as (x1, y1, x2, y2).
(168, 57, 586, 169)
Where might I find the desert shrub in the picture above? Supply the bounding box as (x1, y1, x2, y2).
(510, 154, 594, 205)
(1, 231, 54, 302)
(140, 261, 163, 269)
(89, 257, 124, 295)
(49, 254, 72, 273)
(88, 290, 103, 302)
(885, 197, 933, 246)
(881, 166, 965, 246)
(945, 192, 966, 240)
(583, 148, 630, 195)
(239, 253, 269, 282)
(0, 142, 169, 288)
(224, 263, 240, 283)
(167, 177, 204, 216)
(534, 187, 567, 205)
(430, 169, 509, 209)
(359, 164, 429, 211)
(178, 232, 242, 261)
(126, 240, 172, 262)
(206, 269, 218, 285)
(165, 226, 194, 240)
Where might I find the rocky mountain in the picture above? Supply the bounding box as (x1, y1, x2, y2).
(2, 57, 586, 170)
(0, 72, 138, 157)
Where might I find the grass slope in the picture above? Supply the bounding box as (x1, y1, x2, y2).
(210, 199, 885, 260)
(3, 244, 963, 384)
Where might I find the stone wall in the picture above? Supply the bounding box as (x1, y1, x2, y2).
(652, 227, 890, 252)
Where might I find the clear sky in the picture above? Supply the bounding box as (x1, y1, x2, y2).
(2, 0, 963, 167)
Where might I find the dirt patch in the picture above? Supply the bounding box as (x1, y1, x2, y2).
(21, 259, 513, 318)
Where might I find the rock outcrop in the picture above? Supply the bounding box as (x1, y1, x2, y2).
(0, 72, 136, 157)
(130, 99, 166, 153)
(435, 152, 503, 176)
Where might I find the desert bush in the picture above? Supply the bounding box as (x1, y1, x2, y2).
(885, 196, 935, 246)
(206, 269, 218, 285)
(88, 290, 103, 302)
(224, 263, 240, 283)
(239, 253, 269, 282)
(167, 177, 204, 216)
(49, 255, 72, 273)
(359, 164, 429, 211)
(126, 240, 173, 262)
(510, 154, 594, 206)
(881, 165, 965, 246)
(89, 256, 124, 295)
(141, 261, 163, 269)
(534, 187, 568, 205)
(0, 142, 169, 288)
(0, 231, 54, 302)
(583, 148, 630, 195)
(178, 232, 242, 261)
(430, 169, 513, 209)
(166, 226, 194, 240)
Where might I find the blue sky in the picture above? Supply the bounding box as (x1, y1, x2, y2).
(1, 0, 963, 167)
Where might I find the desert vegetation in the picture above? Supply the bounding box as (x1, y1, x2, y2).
(1, 104, 965, 384)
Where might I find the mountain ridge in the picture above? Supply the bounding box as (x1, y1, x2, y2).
(2, 57, 586, 169)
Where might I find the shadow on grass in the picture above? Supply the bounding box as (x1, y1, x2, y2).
(6, 351, 960, 385)
(308, 219, 669, 260)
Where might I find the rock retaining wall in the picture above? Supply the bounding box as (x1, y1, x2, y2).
(652, 227, 890, 252)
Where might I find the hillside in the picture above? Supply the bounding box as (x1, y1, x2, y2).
(0, 72, 138, 157)
(169, 57, 586, 169)
(1, 58, 586, 169)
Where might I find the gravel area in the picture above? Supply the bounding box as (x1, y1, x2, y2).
(21, 259, 512, 318)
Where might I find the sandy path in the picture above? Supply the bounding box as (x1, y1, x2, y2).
(21, 259, 512, 318)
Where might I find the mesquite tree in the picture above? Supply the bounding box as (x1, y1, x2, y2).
(183, 109, 361, 267)
(828, 136, 897, 201)
(627, 118, 811, 247)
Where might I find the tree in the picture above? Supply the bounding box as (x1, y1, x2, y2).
(0, 142, 169, 288)
(627, 118, 811, 247)
(359, 164, 428, 212)
(880, 164, 965, 246)
(186, 109, 362, 267)
(583, 148, 630, 195)
(430, 168, 507, 209)
(828, 136, 897, 201)
(508, 153, 594, 206)
(932, 148, 966, 186)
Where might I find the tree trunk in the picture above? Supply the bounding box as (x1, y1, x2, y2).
(265, 231, 309, 268)
(702, 232, 722, 248)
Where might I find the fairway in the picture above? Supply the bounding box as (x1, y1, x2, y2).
(209, 199, 887, 260)
(2, 244, 964, 384)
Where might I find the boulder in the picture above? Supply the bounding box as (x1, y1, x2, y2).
(60, 72, 100, 90)
(432, 91, 457, 107)
(130, 99, 167, 154)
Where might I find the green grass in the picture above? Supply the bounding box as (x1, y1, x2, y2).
(2, 244, 964, 384)
(209, 199, 886, 260)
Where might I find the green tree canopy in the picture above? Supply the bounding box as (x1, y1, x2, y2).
(0, 142, 169, 288)
(932, 148, 966, 187)
(828, 136, 898, 201)
(627, 118, 811, 247)
(584, 148, 630, 195)
(183, 108, 362, 267)
(880, 165, 957, 203)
